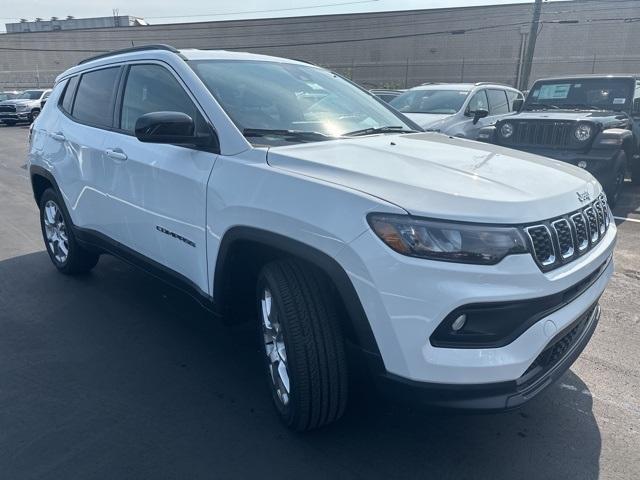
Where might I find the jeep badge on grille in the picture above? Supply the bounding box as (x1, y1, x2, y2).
(576, 191, 591, 203)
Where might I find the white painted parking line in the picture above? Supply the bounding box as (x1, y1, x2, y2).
(614, 216, 640, 224)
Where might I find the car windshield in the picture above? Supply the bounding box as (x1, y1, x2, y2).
(390, 89, 470, 114)
(0, 93, 13, 101)
(524, 78, 633, 112)
(16, 90, 43, 100)
(188, 60, 414, 144)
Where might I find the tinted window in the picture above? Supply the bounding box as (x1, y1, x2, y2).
(16, 90, 45, 100)
(466, 90, 488, 114)
(390, 89, 469, 114)
(120, 64, 200, 133)
(42, 91, 50, 100)
(506, 90, 524, 111)
(60, 77, 79, 113)
(487, 89, 509, 115)
(73, 67, 120, 128)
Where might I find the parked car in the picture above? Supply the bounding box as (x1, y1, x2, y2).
(29, 46, 615, 431)
(479, 75, 640, 205)
(0, 90, 20, 102)
(40, 90, 52, 110)
(370, 89, 404, 103)
(389, 82, 524, 138)
(0, 88, 51, 125)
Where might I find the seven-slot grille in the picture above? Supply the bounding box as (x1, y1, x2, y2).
(501, 120, 575, 148)
(0, 105, 16, 113)
(525, 194, 610, 271)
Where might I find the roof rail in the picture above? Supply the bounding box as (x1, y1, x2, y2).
(78, 44, 183, 66)
(474, 81, 516, 88)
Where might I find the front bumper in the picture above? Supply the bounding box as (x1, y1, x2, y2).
(498, 146, 618, 185)
(374, 303, 600, 410)
(337, 222, 615, 390)
(0, 112, 30, 121)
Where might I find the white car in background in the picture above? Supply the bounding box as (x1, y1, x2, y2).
(390, 82, 524, 138)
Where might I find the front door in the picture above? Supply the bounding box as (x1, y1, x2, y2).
(105, 62, 218, 293)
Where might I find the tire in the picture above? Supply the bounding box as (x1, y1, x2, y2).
(39, 188, 99, 274)
(256, 259, 348, 431)
(29, 109, 40, 123)
(604, 152, 626, 207)
(632, 158, 640, 186)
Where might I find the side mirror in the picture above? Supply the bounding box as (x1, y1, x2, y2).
(512, 99, 524, 112)
(135, 111, 213, 147)
(472, 108, 489, 124)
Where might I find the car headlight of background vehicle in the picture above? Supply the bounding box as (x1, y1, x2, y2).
(16, 104, 29, 112)
(367, 214, 528, 265)
(500, 122, 514, 138)
(574, 123, 593, 142)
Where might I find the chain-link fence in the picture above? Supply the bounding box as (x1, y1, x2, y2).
(3, 55, 640, 91)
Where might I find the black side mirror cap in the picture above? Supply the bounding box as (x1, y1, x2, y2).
(135, 111, 214, 148)
(473, 109, 489, 124)
(512, 99, 524, 112)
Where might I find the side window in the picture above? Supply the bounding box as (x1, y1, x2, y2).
(60, 76, 79, 114)
(73, 67, 121, 128)
(120, 64, 201, 133)
(487, 89, 509, 115)
(466, 90, 488, 115)
(506, 90, 524, 112)
(42, 91, 51, 100)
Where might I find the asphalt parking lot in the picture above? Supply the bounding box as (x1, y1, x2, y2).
(0, 124, 639, 480)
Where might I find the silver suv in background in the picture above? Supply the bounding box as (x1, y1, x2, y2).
(0, 89, 51, 125)
(390, 82, 524, 138)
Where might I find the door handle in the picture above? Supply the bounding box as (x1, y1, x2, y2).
(51, 132, 66, 142)
(105, 149, 128, 161)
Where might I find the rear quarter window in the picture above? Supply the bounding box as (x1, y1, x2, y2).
(60, 76, 79, 114)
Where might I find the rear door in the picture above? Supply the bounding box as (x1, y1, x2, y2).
(105, 62, 218, 292)
(54, 66, 122, 236)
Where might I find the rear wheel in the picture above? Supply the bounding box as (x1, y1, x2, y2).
(257, 259, 348, 431)
(39, 188, 99, 274)
(632, 156, 640, 185)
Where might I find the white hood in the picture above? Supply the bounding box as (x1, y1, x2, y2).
(403, 113, 452, 129)
(266, 133, 600, 224)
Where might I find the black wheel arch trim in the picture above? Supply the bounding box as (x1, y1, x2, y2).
(214, 226, 385, 368)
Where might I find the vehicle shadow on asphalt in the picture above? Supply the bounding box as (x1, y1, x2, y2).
(0, 251, 601, 480)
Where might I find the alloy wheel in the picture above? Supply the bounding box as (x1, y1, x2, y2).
(43, 200, 69, 264)
(260, 288, 291, 406)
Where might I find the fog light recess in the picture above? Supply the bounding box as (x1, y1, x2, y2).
(451, 314, 467, 331)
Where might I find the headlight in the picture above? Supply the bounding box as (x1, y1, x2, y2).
(16, 104, 29, 112)
(367, 214, 528, 265)
(574, 124, 592, 142)
(500, 122, 514, 138)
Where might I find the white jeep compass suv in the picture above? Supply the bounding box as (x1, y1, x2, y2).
(28, 45, 616, 431)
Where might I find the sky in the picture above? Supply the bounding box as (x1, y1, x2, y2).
(0, 1, 551, 28)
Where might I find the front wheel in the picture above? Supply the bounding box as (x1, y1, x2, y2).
(257, 259, 348, 431)
(29, 109, 40, 123)
(39, 188, 99, 274)
(604, 152, 626, 207)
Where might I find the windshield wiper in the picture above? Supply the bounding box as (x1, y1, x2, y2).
(560, 103, 608, 111)
(342, 126, 419, 136)
(524, 103, 560, 111)
(242, 128, 334, 141)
